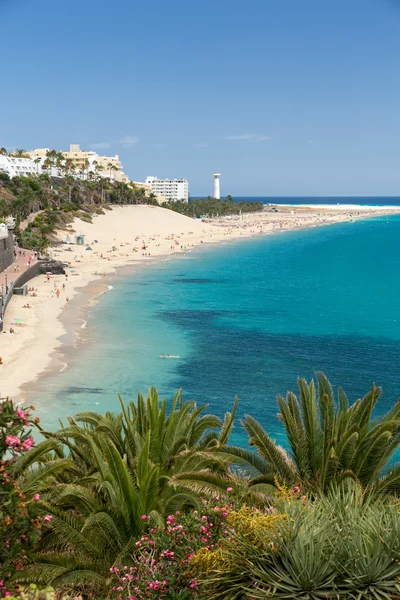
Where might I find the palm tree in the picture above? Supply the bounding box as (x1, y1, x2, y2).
(111, 165, 118, 181)
(18, 390, 237, 592)
(13, 148, 29, 158)
(65, 175, 75, 203)
(0, 147, 7, 156)
(96, 165, 106, 202)
(220, 373, 400, 496)
(34, 157, 41, 175)
(64, 159, 73, 176)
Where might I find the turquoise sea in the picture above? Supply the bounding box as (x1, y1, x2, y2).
(32, 213, 400, 447)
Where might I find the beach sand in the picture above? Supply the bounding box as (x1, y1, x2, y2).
(1, 203, 399, 401)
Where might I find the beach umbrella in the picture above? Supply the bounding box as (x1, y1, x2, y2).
(70, 269, 76, 273)
(86, 246, 92, 251)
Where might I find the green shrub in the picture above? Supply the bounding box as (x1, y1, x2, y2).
(193, 484, 400, 599)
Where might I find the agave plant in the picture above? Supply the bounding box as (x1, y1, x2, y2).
(195, 484, 400, 600)
(219, 372, 400, 495)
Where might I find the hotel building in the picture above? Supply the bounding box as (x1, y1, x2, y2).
(0, 156, 38, 178)
(28, 145, 130, 183)
(145, 176, 189, 202)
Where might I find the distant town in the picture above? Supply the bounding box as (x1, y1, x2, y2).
(0, 145, 190, 203)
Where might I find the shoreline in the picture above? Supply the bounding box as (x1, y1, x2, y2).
(1, 203, 400, 403)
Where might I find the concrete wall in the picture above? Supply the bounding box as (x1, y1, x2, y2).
(12, 261, 43, 288)
(0, 231, 14, 274)
(0, 262, 42, 331)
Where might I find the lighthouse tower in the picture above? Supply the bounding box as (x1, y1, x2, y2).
(213, 172, 221, 199)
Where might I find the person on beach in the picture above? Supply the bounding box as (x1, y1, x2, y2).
(56, 289, 60, 299)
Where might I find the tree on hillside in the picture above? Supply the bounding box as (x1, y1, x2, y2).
(0, 147, 7, 155)
(34, 157, 41, 175)
(13, 149, 29, 158)
(111, 164, 118, 181)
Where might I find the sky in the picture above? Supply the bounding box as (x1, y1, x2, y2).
(1, 0, 400, 196)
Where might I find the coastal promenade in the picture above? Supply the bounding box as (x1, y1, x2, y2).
(0, 249, 37, 293)
(1, 203, 400, 402)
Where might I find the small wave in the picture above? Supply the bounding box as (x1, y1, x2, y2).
(59, 363, 68, 373)
(80, 321, 87, 329)
(97, 285, 114, 298)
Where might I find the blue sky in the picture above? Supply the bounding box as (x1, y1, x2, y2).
(1, 0, 400, 196)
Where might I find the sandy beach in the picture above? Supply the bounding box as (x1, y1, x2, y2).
(1, 203, 399, 402)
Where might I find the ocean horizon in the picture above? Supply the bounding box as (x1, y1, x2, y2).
(196, 195, 400, 206)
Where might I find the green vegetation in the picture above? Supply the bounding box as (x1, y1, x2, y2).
(3, 375, 400, 598)
(167, 195, 264, 218)
(219, 373, 400, 496)
(0, 164, 157, 252)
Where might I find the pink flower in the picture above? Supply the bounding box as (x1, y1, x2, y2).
(22, 436, 35, 451)
(5, 435, 20, 447)
(166, 515, 175, 524)
(141, 514, 147, 520)
(33, 493, 40, 501)
(43, 515, 53, 523)
(16, 409, 26, 419)
(226, 486, 233, 492)
(190, 579, 198, 589)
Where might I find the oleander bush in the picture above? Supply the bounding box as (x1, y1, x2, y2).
(108, 489, 242, 599)
(0, 401, 49, 596)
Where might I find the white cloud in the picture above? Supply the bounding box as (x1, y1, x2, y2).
(90, 142, 111, 150)
(223, 134, 271, 142)
(118, 135, 139, 147)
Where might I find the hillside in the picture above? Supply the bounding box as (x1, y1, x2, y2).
(0, 172, 156, 251)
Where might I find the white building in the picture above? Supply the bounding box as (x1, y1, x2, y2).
(28, 145, 130, 183)
(145, 176, 189, 202)
(0, 156, 38, 178)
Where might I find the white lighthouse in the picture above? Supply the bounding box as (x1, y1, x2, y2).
(213, 172, 221, 199)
